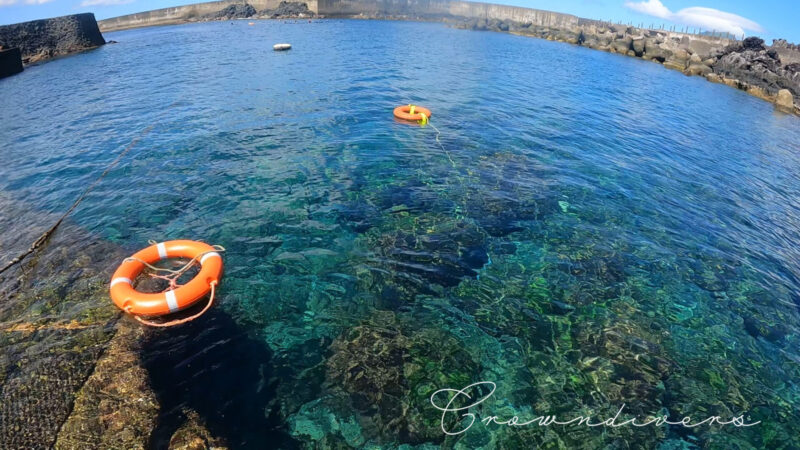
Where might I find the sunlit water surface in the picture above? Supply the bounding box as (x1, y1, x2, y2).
(2, 19, 800, 448)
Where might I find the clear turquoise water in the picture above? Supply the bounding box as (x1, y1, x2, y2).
(2, 19, 800, 448)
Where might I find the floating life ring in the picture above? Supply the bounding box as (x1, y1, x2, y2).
(110, 240, 223, 325)
(273, 43, 292, 51)
(394, 104, 432, 123)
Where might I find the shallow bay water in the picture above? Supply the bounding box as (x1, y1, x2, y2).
(2, 19, 800, 448)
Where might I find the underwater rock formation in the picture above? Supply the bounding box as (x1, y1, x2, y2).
(325, 319, 480, 444)
(0, 13, 106, 65)
(368, 220, 488, 295)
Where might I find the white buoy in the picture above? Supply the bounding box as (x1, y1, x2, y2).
(273, 43, 291, 51)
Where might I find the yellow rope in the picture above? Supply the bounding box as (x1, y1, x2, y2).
(427, 120, 455, 168)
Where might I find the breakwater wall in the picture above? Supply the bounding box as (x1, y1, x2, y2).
(98, 0, 579, 31)
(316, 0, 579, 27)
(98, 0, 317, 32)
(0, 13, 105, 65)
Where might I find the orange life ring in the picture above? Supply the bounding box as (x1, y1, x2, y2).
(109, 240, 223, 317)
(394, 104, 432, 122)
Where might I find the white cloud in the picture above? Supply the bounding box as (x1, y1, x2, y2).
(626, 0, 671, 18)
(624, 0, 763, 36)
(1, 0, 56, 6)
(79, 0, 133, 5)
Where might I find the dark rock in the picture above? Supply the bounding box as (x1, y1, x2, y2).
(261, 1, 315, 18)
(743, 315, 788, 343)
(713, 41, 800, 99)
(374, 223, 489, 291)
(208, 3, 256, 20)
(478, 215, 524, 237)
(0, 47, 23, 79)
(491, 241, 517, 255)
(548, 300, 576, 315)
(742, 36, 765, 51)
(0, 13, 105, 64)
(461, 245, 489, 269)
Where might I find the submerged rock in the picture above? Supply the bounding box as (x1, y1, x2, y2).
(371, 221, 489, 292)
(325, 320, 479, 444)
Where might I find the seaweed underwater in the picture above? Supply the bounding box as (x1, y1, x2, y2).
(220, 129, 800, 447)
(3, 119, 800, 448)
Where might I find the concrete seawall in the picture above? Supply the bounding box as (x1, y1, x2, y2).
(99, 0, 318, 31)
(98, 0, 580, 32)
(316, 0, 580, 27)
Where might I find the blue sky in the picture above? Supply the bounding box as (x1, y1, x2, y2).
(1, 0, 798, 42)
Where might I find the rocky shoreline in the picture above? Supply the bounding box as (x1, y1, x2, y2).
(451, 17, 800, 114)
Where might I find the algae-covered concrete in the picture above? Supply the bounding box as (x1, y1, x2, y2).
(0, 192, 230, 448)
(0, 194, 123, 448)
